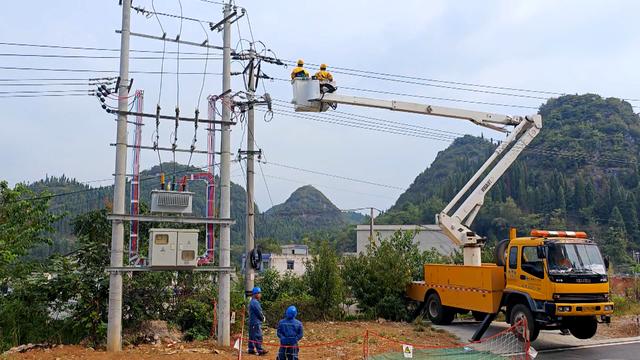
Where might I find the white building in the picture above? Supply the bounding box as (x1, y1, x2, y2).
(246, 244, 311, 276)
(356, 224, 456, 256)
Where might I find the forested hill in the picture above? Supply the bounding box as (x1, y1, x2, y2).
(379, 94, 640, 268)
(256, 185, 364, 241)
(27, 168, 364, 258)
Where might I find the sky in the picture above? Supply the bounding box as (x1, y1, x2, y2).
(1, 0, 639, 214)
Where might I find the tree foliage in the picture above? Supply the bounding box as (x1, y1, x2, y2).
(342, 230, 450, 320)
(378, 95, 640, 270)
(303, 242, 344, 319)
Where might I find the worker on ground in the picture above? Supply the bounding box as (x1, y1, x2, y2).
(248, 287, 268, 356)
(290, 59, 310, 80)
(277, 305, 304, 360)
(314, 63, 334, 82)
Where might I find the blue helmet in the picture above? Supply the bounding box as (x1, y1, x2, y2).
(285, 305, 298, 319)
(252, 286, 262, 295)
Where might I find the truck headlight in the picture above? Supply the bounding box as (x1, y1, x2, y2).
(604, 305, 613, 311)
(557, 306, 571, 312)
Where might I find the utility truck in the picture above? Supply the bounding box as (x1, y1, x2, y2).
(291, 78, 613, 341)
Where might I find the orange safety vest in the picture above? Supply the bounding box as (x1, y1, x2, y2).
(291, 67, 309, 79)
(315, 70, 333, 82)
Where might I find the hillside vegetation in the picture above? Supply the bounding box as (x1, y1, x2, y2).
(379, 94, 640, 269)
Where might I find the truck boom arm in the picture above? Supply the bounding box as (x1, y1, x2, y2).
(318, 93, 522, 131)
(292, 79, 542, 265)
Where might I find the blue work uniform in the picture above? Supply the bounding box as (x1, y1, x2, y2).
(277, 307, 303, 360)
(248, 297, 265, 353)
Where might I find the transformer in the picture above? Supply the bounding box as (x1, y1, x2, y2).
(150, 190, 194, 214)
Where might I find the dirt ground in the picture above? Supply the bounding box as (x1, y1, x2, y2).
(5, 320, 457, 360)
(595, 314, 640, 339)
(7, 316, 639, 359)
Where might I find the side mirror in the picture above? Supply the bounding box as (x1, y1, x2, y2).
(604, 256, 610, 270)
(536, 245, 546, 259)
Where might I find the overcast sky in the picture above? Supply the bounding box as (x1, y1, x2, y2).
(1, 0, 639, 213)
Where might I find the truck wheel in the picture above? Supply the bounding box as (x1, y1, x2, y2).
(510, 304, 539, 342)
(495, 239, 510, 266)
(472, 311, 486, 321)
(569, 317, 598, 339)
(426, 293, 455, 325)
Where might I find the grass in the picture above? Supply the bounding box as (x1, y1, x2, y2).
(612, 295, 640, 316)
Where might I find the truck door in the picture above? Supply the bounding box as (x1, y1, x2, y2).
(506, 245, 518, 284)
(518, 246, 546, 299)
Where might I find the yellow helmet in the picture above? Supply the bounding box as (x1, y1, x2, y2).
(297, 59, 304, 66)
(320, 63, 327, 70)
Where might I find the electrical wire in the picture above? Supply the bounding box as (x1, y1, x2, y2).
(261, 161, 405, 190)
(0, 65, 223, 75)
(0, 53, 221, 60)
(0, 41, 221, 56)
(151, 0, 166, 106)
(258, 160, 275, 208)
(176, 0, 184, 108)
(2, 40, 639, 103)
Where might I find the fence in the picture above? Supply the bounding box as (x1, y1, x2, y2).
(364, 320, 531, 360)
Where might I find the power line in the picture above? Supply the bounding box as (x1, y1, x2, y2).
(266, 108, 458, 142)
(0, 65, 222, 75)
(261, 161, 406, 190)
(272, 98, 465, 137)
(0, 53, 222, 60)
(2, 40, 639, 103)
(0, 41, 222, 56)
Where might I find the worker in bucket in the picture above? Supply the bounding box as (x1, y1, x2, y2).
(290, 59, 310, 80)
(277, 305, 304, 360)
(314, 63, 334, 82)
(248, 287, 268, 356)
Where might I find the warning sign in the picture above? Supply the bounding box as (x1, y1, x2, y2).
(402, 344, 414, 358)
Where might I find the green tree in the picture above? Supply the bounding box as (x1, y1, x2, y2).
(303, 242, 344, 319)
(0, 181, 58, 279)
(341, 230, 446, 320)
(602, 207, 633, 267)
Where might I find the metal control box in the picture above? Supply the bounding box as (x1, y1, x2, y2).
(149, 228, 199, 268)
(150, 190, 194, 214)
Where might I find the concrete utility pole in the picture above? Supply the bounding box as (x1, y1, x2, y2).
(218, 1, 232, 347)
(370, 207, 375, 242)
(244, 54, 256, 295)
(107, 0, 131, 352)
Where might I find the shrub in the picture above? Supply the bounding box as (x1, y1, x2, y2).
(304, 242, 344, 319)
(342, 230, 450, 320)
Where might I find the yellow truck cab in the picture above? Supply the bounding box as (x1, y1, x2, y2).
(407, 230, 614, 341)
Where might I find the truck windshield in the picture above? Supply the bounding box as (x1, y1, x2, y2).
(547, 243, 606, 275)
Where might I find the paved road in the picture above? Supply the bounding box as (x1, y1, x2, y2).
(538, 340, 640, 359)
(432, 320, 640, 359)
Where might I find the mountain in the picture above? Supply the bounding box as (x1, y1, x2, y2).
(379, 94, 640, 268)
(257, 185, 363, 241)
(25, 168, 363, 260)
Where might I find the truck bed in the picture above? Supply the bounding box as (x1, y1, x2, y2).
(407, 264, 505, 314)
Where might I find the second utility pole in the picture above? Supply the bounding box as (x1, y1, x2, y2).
(218, 1, 232, 348)
(244, 54, 256, 295)
(106, 0, 131, 352)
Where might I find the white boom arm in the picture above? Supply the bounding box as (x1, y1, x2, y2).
(292, 79, 542, 266)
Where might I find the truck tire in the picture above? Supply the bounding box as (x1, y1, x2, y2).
(426, 293, 455, 325)
(510, 304, 539, 342)
(568, 317, 598, 339)
(495, 239, 510, 266)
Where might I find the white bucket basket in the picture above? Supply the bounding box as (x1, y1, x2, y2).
(291, 79, 322, 112)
